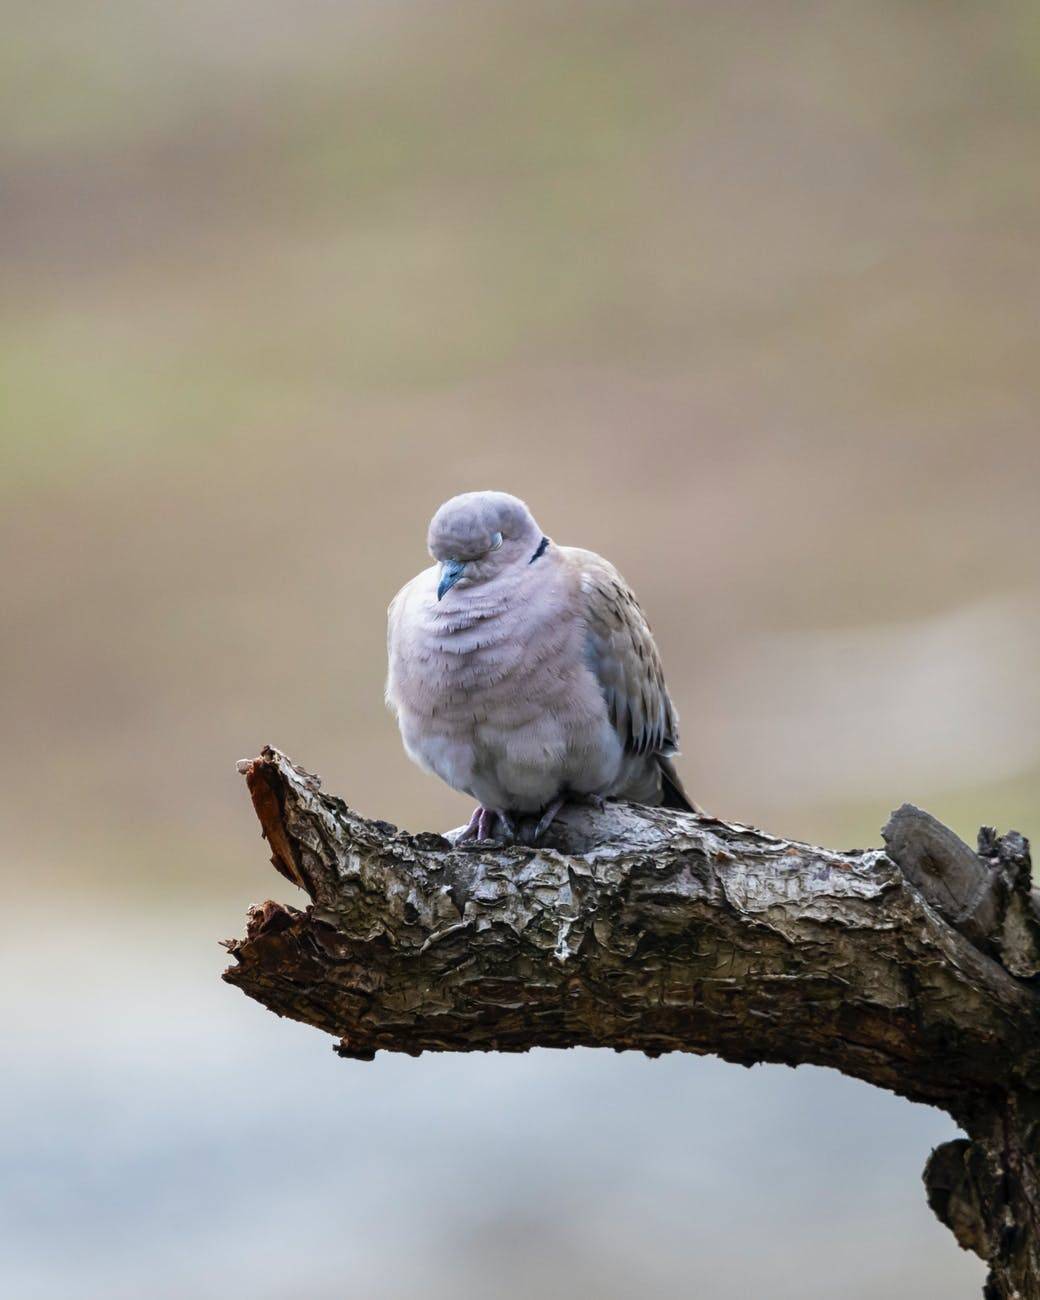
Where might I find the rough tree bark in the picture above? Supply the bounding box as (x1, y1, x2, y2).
(224, 747, 1040, 1298)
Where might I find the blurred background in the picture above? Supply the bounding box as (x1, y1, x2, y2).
(3, 0, 1039, 1295)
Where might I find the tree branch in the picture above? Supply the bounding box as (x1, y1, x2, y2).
(223, 747, 1040, 1298)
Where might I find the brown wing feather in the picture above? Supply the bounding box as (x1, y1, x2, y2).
(569, 549, 680, 760)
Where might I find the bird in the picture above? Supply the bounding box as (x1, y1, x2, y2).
(386, 490, 697, 843)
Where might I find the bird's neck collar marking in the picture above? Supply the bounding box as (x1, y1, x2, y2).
(528, 536, 550, 565)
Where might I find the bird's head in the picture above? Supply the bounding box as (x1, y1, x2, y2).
(427, 491, 547, 600)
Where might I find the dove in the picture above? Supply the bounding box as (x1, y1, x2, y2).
(386, 490, 696, 842)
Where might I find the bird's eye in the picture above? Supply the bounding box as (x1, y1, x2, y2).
(489, 531, 503, 552)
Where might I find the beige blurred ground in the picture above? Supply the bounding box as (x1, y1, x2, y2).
(3, 2, 1038, 1296)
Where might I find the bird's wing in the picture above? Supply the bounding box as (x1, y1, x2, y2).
(565, 547, 680, 758)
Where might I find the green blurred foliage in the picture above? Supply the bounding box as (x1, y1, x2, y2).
(2, 0, 1038, 901)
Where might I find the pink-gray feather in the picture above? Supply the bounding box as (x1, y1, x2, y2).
(386, 491, 696, 827)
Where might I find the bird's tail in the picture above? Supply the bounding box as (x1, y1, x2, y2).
(657, 755, 700, 814)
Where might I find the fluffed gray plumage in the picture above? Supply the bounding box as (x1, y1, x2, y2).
(386, 491, 696, 840)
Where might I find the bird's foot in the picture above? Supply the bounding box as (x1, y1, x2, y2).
(496, 810, 517, 842)
(518, 793, 609, 845)
(457, 806, 516, 844)
(457, 805, 493, 842)
(572, 792, 607, 812)
(521, 797, 566, 845)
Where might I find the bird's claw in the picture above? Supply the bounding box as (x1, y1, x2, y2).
(517, 793, 609, 845)
(516, 797, 565, 845)
(458, 796, 607, 847)
(457, 806, 516, 844)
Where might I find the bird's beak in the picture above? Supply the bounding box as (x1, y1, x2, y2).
(437, 559, 466, 601)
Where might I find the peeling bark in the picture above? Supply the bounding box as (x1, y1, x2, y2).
(224, 748, 1040, 1297)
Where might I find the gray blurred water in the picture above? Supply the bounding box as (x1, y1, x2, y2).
(2, 905, 981, 1299)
